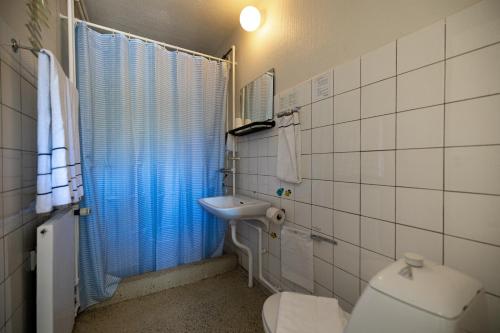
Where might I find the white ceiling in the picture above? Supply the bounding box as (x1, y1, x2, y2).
(83, 0, 257, 56)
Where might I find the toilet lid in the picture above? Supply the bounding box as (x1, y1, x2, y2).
(262, 293, 281, 333)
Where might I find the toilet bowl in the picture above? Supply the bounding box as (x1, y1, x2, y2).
(262, 254, 488, 333)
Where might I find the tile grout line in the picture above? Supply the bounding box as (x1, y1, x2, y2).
(358, 56, 362, 295)
(442, 18, 447, 265)
(394, 39, 398, 261)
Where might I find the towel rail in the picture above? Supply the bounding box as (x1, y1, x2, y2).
(311, 233, 337, 245)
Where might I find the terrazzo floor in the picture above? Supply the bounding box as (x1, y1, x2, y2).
(73, 269, 270, 333)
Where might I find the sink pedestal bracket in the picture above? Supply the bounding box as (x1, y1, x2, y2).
(229, 218, 280, 293)
(230, 220, 253, 287)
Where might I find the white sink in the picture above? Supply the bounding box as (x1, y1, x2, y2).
(198, 195, 271, 220)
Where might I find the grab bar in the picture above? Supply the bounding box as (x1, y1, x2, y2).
(311, 234, 337, 245)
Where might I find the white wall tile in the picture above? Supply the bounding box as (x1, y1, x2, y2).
(333, 210, 360, 245)
(4, 266, 22, 321)
(333, 89, 360, 124)
(445, 94, 500, 146)
(361, 217, 395, 257)
(2, 149, 21, 192)
(2, 190, 21, 235)
(361, 114, 395, 151)
(1, 106, 21, 150)
(334, 239, 360, 276)
(446, 0, 500, 58)
(4, 228, 23, 276)
(396, 187, 443, 232)
(361, 78, 396, 118)
(334, 121, 360, 152)
(312, 97, 333, 128)
(333, 182, 360, 214)
(445, 192, 500, 246)
(444, 235, 500, 295)
(397, 20, 445, 73)
(311, 153, 333, 180)
(311, 125, 333, 153)
(396, 225, 443, 263)
(397, 62, 444, 111)
(312, 180, 334, 208)
(294, 179, 312, 203)
(290, 79, 312, 107)
(396, 148, 443, 190)
(299, 104, 312, 130)
(21, 114, 36, 152)
(301, 129, 311, 154)
(312, 206, 333, 236)
(0, 238, 4, 281)
(333, 152, 360, 183)
(360, 249, 394, 282)
(314, 257, 333, 290)
(301, 154, 311, 179)
(397, 105, 444, 149)
(314, 282, 333, 297)
(294, 201, 312, 229)
(486, 294, 500, 333)
(361, 42, 396, 85)
(361, 184, 395, 222)
(312, 69, 333, 102)
(445, 146, 500, 195)
(333, 267, 360, 305)
(313, 235, 334, 264)
(281, 198, 294, 222)
(0, 62, 21, 111)
(20, 78, 35, 118)
(334, 58, 360, 95)
(361, 150, 395, 186)
(446, 43, 500, 102)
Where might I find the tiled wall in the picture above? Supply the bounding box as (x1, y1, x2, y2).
(226, 1, 500, 330)
(0, 44, 39, 332)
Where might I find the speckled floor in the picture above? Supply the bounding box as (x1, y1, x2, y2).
(73, 269, 270, 333)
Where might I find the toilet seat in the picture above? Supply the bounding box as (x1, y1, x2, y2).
(262, 293, 281, 333)
(262, 293, 348, 333)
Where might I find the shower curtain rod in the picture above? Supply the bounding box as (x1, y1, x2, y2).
(59, 14, 234, 64)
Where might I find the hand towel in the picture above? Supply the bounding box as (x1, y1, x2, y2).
(226, 133, 237, 152)
(276, 110, 301, 184)
(36, 50, 83, 213)
(281, 226, 313, 292)
(276, 292, 348, 333)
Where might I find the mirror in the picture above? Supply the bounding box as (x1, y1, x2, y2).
(240, 68, 274, 125)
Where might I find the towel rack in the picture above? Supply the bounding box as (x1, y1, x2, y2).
(277, 107, 300, 118)
(311, 234, 337, 245)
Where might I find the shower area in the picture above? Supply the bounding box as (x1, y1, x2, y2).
(71, 20, 236, 309)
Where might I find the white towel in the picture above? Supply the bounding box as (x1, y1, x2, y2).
(276, 111, 301, 184)
(276, 292, 348, 333)
(281, 226, 313, 292)
(36, 50, 83, 214)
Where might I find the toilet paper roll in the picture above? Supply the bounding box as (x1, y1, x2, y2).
(266, 207, 285, 225)
(235, 117, 244, 128)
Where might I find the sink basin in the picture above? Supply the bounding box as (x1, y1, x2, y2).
(198, 195, 271, 220)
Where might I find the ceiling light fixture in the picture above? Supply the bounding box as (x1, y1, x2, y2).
(239, 5, 261, 32)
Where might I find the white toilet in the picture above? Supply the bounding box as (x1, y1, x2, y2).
(262, 254, 489, 333)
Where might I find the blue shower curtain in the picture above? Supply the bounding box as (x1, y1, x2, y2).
(75, 23, 229, 309)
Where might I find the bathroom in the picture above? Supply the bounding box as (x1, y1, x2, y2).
(0, 0, 499, 332)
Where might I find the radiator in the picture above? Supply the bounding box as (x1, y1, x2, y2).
(37, 208, 77, 333)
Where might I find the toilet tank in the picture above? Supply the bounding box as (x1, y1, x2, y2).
(345, 254, 488, 333)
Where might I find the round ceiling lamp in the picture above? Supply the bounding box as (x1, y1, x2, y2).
(239, 6, 261, 32)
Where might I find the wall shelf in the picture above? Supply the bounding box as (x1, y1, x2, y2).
(227, 120, 275, 136)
